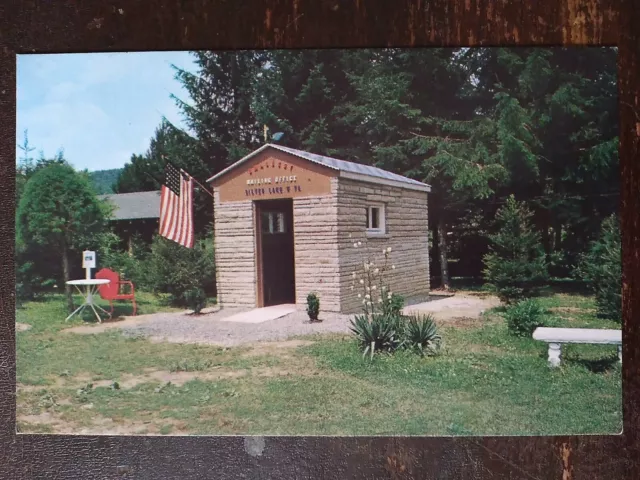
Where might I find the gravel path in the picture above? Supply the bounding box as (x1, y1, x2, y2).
(120, 308, 354, 347)
(65, 293, 499, 347)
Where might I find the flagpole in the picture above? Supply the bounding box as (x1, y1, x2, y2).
(190, 175, 215, 199)
(162, 159, 215, 198)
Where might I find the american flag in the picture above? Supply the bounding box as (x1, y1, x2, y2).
(159, 162, 194, 248)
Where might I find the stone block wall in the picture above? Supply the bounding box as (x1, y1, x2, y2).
(212, 190, 257, 308)
(213, 177, 428, 314)
(336, 178, 430, 313)
(292, 178, 341, 312)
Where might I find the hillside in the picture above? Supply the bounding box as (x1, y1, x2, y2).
(89, 168, 122, 194)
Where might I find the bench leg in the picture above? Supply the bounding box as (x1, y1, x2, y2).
(548, 343, 562, 368)
(618, 345, 622, 364)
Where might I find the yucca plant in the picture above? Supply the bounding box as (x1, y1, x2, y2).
(349, 313, 404, 360)
(406, 314, 441, 357)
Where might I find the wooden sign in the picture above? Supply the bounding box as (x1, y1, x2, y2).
(213, 148, 336, 203)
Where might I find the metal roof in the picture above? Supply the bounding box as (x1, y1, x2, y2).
(207, 144, 431, 192)
(99, 190, 161, 221)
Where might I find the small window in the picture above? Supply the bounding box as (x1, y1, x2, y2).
(366, 204, 386, 235)
(276, 212, 286, 233)
(261, 212, 274, 234)
(261, 211, 287, 234)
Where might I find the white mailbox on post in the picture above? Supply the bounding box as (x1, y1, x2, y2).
(82, 250, 96, 279)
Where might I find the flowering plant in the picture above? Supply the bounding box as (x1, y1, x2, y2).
(349, 239, 397, 318)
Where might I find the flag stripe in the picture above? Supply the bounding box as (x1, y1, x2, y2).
(159, 166, 194, 248)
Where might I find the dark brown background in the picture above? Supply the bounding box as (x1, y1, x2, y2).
(0, 1, 637, 478)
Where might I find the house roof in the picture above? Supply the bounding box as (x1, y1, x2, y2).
(207, 144, 431, 192)
(99, 190, 161, 221)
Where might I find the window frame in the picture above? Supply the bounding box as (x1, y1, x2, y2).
(365, 203, 386, 236)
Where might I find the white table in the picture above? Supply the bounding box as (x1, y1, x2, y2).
(65, 279, 111, 323)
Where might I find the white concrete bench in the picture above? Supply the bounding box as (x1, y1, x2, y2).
(532, 327, 622, 367)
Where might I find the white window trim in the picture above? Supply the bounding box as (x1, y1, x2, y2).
(366, 204, 386, 236)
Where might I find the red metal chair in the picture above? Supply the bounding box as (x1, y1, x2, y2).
(95, 268, 137, 317)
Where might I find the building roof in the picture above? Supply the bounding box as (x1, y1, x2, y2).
(207, 144, 431, 192)
(99, 190, 161, 221)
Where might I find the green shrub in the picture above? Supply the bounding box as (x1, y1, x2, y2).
(382, 293, 405, 317)
(306, 293, 320, 321)
(16, 231, 64, 305)
(406, 314, 441, 356)
(576, 215, 621, 321)
(15, 256, 53, 306)
(96, 231, 151, 290)
(483, 195, 549, 304)
(146, 235, 216, 308)
(503, 299, 546, 337)
(349, 313, 405, 360)
(184, 287, 207, 314)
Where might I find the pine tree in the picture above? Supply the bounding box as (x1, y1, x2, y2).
(171, 51, 268, 173)
(251, 49, 353, 155)
(480, 47, 619, 275)
(483, 195, 549, 304)
(576, 215, 621, 321)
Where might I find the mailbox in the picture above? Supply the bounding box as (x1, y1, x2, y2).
(82, 251, 96, 269)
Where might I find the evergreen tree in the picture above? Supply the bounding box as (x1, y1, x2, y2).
(344, 48, 506, 288)
(114, 119, 212, 235)
(251, 49, 354, 155)
(171, 50, 268, 173)
(17, 162, 110, 312)
(483, 195, 549, 304)
(576, 215, 621, 321)
(478, 47, 619, 274)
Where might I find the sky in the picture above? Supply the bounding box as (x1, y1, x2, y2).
(16, 51, 198, 172)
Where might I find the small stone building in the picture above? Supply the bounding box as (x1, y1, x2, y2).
(207, 144, 431, 314)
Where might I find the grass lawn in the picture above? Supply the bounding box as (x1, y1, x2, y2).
(16, 290, 622, 435)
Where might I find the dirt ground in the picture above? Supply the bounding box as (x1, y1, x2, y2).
(16, 339, 321, 435)
(61, 293, 500, 346)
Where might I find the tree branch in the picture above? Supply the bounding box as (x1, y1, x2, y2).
(409, 131, 468, 142)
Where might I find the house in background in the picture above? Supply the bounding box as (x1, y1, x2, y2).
(98, 191, 161, 253)
(208, 144, 432, 314)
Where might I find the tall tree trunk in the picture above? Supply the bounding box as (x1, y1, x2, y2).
(437, 218, 450, 290)
(535, 209, 552, 255)
(554, 224, 562, 251)
(62, 246, 74, 313)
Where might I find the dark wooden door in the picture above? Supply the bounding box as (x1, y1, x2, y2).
(257, 199, 295, 306)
